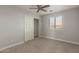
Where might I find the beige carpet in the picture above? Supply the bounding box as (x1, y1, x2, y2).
(1, 37, 79, 53)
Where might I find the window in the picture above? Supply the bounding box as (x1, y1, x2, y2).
(50, 16, 63, 29)
(56, 16, 63, 29)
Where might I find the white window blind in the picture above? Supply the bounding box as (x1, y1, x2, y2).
(56, 16, 63, 29)
(50, 16, 63, 29)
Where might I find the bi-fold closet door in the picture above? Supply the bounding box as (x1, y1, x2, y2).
(25, 14, 34, 41)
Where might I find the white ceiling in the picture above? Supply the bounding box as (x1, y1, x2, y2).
(16, 5, 79, 15)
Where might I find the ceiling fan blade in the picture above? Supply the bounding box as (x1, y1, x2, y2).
(41, 5, 50, 8)
(37, 9, 40, 12)
(41, 8, 47, 12)
(36, 5, 49, 12)
(37, 5, 41, 12)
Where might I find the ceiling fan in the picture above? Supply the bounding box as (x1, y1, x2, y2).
(29, 5, 50, 12)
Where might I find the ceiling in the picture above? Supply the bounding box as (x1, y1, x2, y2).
(16, 5, 79, 15)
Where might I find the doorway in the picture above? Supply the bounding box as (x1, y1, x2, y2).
(34, 18, 39, 38)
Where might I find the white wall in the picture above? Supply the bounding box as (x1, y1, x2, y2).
(0, 6, 40, 50)
(0, 6, 25, 49)
(40, 7, 79, 44)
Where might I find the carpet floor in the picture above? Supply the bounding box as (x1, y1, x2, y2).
(1, 38, 79, 53)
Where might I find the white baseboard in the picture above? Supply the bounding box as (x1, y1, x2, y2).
(0, 41, 24, 51)
(41, 35, 79, 45)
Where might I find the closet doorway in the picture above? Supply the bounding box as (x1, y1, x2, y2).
(34, 18, 39, 38)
